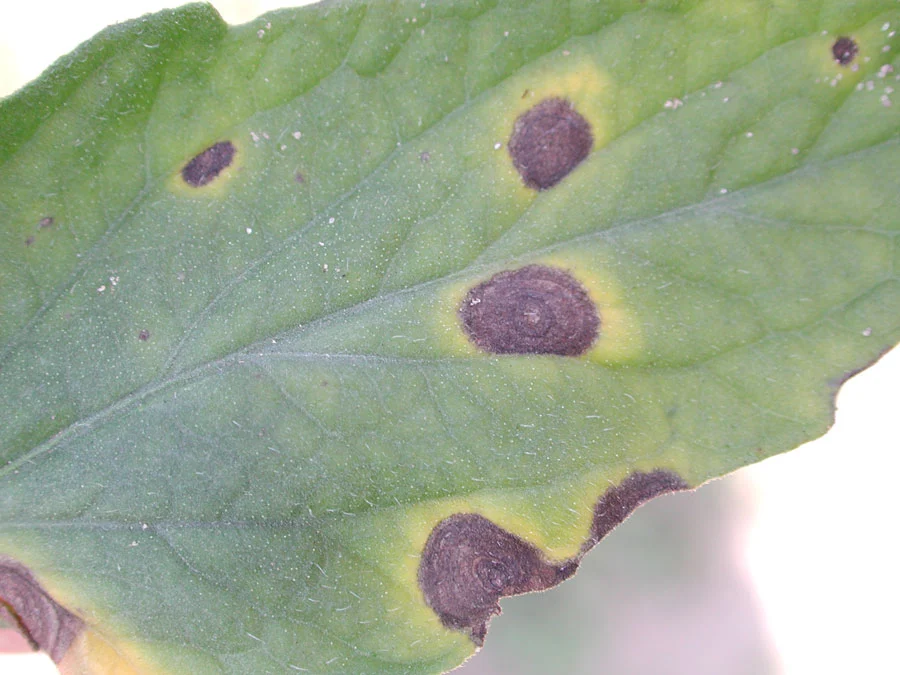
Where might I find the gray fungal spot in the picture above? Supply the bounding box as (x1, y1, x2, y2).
(181, 141, 236, 187)
(459, 265, 599, 356)
(832, 37, 859, 66)
(0, 558, 82, 663)
(418, 514, 578, 645)
(508, 98, 593, 190)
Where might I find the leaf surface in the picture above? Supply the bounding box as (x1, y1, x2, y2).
(1, 1, 899, 672)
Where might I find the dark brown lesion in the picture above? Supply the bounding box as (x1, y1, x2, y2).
(418, 514, 578, 645)
(508, 98, 593, 190)
(0, 559, 82, 663)
(417, 470, 688, 644)
(832, 37, 859, 66)
(588, 470, 689, 545)
(459, 265, 600, 356)
(181, 141, 236, 187)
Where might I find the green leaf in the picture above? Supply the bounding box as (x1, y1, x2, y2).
(1, 1, 899, 672)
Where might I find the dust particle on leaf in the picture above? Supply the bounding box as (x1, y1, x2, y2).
(0, 559, 82, 663)
(38, 217, 54, 229)
(459, 265, 599, 356)
(181, 141, 236, 187)
(508, 98, 593, 190)
(832, 37, 859, 66)
(138, 329, 150, 341)
(418, 514, 578, 645)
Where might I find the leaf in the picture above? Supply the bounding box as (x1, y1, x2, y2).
(1, 1, 899, 672)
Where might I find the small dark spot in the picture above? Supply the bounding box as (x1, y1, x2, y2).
(0, 558, 82, 663)
(419, 151, 431, 163)
(460, 265, 599, 356)
(181, 141, 236, 187)
(295, 172, 305, 184)
(521, 88, 530, 99)
(418, 514, 577, 645)
(138, 329, 150, 341)
(25, 236, 35, 246)
(832, 37, 858, 66)
(589, 470, 689, 545)
(508, 98, 593, 190)
(38, 217, 54, 229)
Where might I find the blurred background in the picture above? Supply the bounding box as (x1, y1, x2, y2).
(2, 2, 899, 673)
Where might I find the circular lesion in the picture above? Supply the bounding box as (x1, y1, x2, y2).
(459, 265, 600, 356)
(831, 36, 859, 66)
(508, 98, 594, 190)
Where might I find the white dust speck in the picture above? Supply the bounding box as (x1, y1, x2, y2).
(745, 131, 753, 138)
(883, 45, 892, 53)
(882, 23, 891, 32)
(503, 31, 509, 37)
(250, 131, 260, 142)
(881, 94, 893, 107)
(863, 327, 873, 337)
(318, 241, 325, 246)
(791, 147, 800, 155)
(719, 188, 728, 194)
(664, 98, 683, 109)
(328, 217, 335, 224)
(292, 131, 302, 139)
(257, 29, 265, 39)
(562, 49, 571, 56)
(493, 142, 502, 150)
(323, 264, 329, 272)
(280, 144, 287, 151)
(246, 227, 253, 235)
(97, 285, 106, 293)
(714, 81, 723, 89)
(723, 96, 730, 102)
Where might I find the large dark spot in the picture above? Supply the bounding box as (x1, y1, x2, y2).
(418, 514, 578, 645)
(459, 265, 599, 356)
(589, 470, 689, 545)
(508, 98, 593, 190)
(832, 37, 859, 66)
(181, 141, 236, 187)
(0, 559, 82, 663)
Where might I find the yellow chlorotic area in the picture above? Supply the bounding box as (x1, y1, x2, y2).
(59, 630, 145, 675)
(486, 51, 613, 192)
